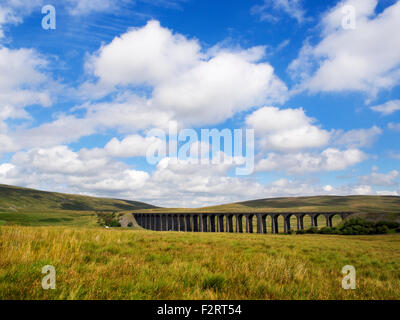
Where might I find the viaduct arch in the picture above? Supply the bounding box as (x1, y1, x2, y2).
(133, 212, 353, 234)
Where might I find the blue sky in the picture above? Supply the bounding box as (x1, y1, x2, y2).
(0, 0, 399, 207)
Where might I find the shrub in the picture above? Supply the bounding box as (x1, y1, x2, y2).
(319, 227, 335, 234)
(296, 218, 398, 236)
(376, 225, 390, 234)
(376, 221, 400, 229)
(305, 227, 318, 234)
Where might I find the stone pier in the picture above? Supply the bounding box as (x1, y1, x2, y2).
(133, 212, 353, 234)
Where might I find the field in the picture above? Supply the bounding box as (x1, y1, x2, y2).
(0, 226, 399, 300)
(1, 184, 400, 300)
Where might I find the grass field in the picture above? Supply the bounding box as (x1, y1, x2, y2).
(0, 226, 399, 300)
(1, 184, 400, 300)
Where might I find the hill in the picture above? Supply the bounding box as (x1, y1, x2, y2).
(1, 184, 400, 226)
(0, 184, 157, 226)
(140, 195, 400, 222)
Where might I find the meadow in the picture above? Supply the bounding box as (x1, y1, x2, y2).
(1, 184, 399, 300)
(1, 226, 399, 300)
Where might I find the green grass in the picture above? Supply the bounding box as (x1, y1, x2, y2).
(0, 226, 399, 300)
(0, 184, 157, 227)
(1, 185, 399, 300)
(0, 184, 156, 212)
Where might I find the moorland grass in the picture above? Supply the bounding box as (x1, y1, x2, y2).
(0, 226, 399, 300)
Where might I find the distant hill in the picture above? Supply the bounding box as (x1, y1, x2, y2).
(141, 195, 400, 222)
(0, 184, 157, 226)
(1, 184, 400, 226)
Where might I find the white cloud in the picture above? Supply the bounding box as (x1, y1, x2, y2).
(85, 20, 288, 126)
(0, 1, 44, 38)
(153, 51, 287, 125)
(358, 170, 399, 186)
(350, 184, 374, 195)
(7, 145, 150, 193)
(0, 6, 19, 38)
(289, 0, 400, 95)
(246, 106, 330, 151)
(0, 46, 52, 153)
(371, 100, 400, 115)
(12, 146, 110, 175)
(256, 148, 366, 174)
(251, 0, 306, 23)
(376, 190, 399, 196)
(88, 20, 202, 87)
(105, 135, 164, 158)
(332, 125, 382, 148)
(0, 47, 49, 102)
(9, 94, 172, 150)
(0, 143, 390, 207)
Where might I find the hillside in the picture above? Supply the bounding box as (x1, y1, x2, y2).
(0, 184, 157, 226)
(139, 195, 400, 222)
(1, 184, 400, 226)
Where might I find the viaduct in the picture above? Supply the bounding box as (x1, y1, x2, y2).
(133, 212, 353, 234)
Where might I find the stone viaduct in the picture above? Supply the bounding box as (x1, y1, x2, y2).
(133, 212, 353, 234)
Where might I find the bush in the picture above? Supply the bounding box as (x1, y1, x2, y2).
(296, 218, 398, 236)
(96, 212, 122, 227)
(319, 227, 336, 234)
(110, 220, 121, 227)
(305, 227, 318, 234)
(376, 221, 400, 229)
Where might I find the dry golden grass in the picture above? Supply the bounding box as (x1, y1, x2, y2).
(0, 226, 399, 300)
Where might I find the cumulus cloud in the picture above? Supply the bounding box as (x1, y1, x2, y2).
(289, 0, 400, 95)
(0, 144, 261, 206)
(9, 94, 172, 150)
(7, 145, 150, 193)
(89, 20, 201, 87)
(246, 106, 330, 151)
(0, 0, 44, 38)
(0, 143, 390, 207)
(370, 100, 400, 115)
(85, 20, 288, 126)
(256, 148, 367, 174)
(332, 125, 382, 148)
(104, 135, 164, 158)
(358, 170, 399, 186)
(0, 46, 52, 153)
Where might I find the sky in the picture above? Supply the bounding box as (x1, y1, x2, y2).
(0, 0, 399, 207)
